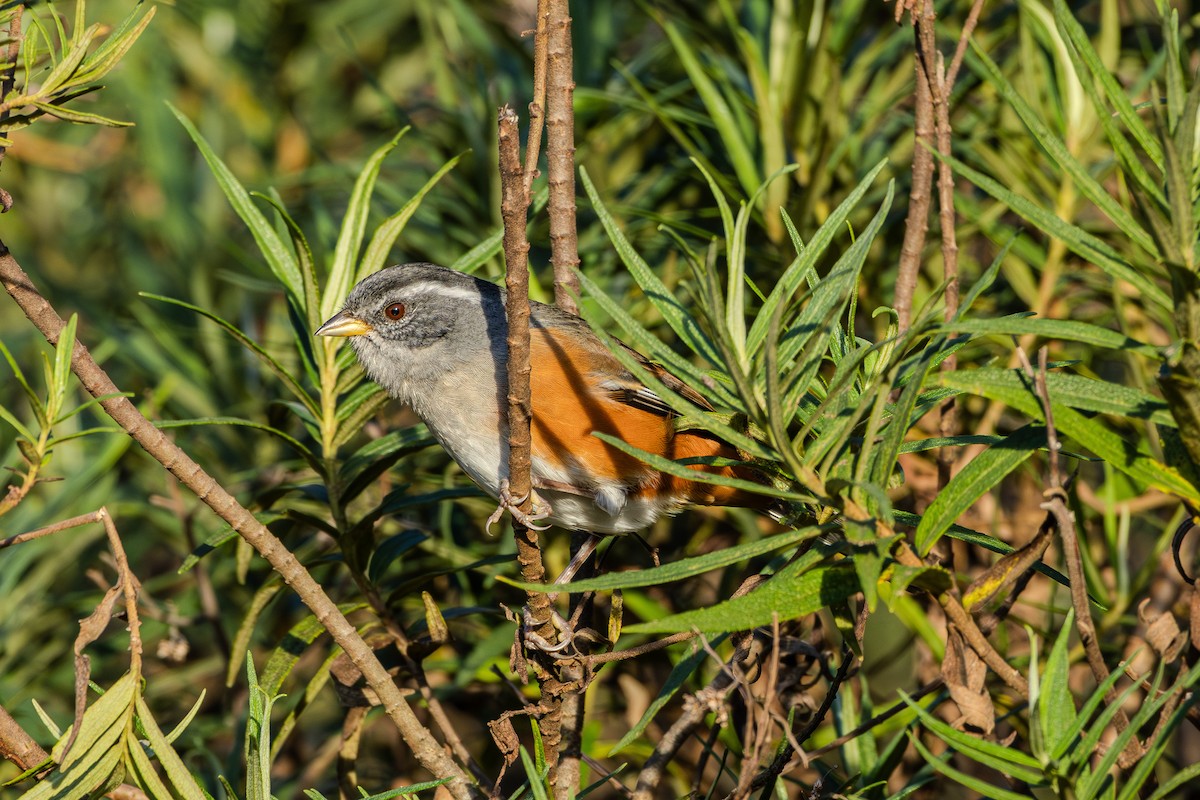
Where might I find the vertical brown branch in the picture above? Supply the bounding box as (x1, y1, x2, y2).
(0, 3, 23, 200)
(894, 7, 936, 333)
(1018, 347, 1143, 767)
(498, 105, 548, 606)
(542, 2, 585, 792)
(921, 26, 961, 491)
(500, 103, 570, 787)
(523, 0, 551, 203)
(545, 0, 580, 315)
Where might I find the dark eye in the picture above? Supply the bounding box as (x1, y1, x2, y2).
(384, 303, 405, 320)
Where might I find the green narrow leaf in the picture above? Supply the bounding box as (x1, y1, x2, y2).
(957, 233, 1018, 320)
(157, 417, 318, 468)
(38, 24, 99, 95)
(359, 151, 465, 281)
(29, 101, 132, 127)
(133, 696, 208, 800)
(51, 672, 137, 767)
(168, 103, 304, 305)
(575, 270, 737, 409)
(659, 18, 760, 199)
(579, 167, 724, 370)
(907, 734, 1038, 800)
(0, 339, 46, 429)
(321, 128, 410, 321)
(592, 430, 806, 500)
(608, 636, 725, 755)
(749, 159, 889, 357)
(260, 603, 367, 697)
(509, 524, 825, 593)
(938, 316, 1159, 357)
(48, 313, 78, 424)
(0, 400, 36, 442)
(903, 692, 1046, 781)
(970, 41, 1159, 258)
(140, 293, 320, 418)
(779, 180, 894, 370)
(939, 370, 1200, 502)
(244, 654, 279, 800)
(70, 4, 157, 87)
(916, 424, 1044, 555)
(126, 726, 177, 800)
(1052, 0, 1162, 167)
(1039, 608, 1077, 756)
(520, 745, 550, 800)
(623, 558, 859, 635)
(251, 190, 320, 332)
(940, 368, 1175, 427)
(936, 148, 1170, 309)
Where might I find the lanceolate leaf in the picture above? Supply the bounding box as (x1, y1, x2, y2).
(659, 17, 760, 199)
(916, 424, 1045, 555)
(936, 149, 1170, 309)
(608, 637, 725, 756)
(169, 103, 304, 306)
(140, 292, 320, 419)
(624, 557, 859, 635)
(359, 151, 466, 281)
(321, 129, 410, 321)
(938, 316, 1159, 358)
(940, 370, 1200, 503)
(749, 159, 889, 358)
(939, 369, 1174, 427)
(509, 524, 825, 593)
(969, 41, 1159, 259)
(580, 166, 724, 370)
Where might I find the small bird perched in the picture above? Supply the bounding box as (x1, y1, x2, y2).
(316, 263, 769, 537)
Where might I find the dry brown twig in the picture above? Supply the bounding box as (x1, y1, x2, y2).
(521, 0, 550, 203)
(1016, 346, 1143, 767)
(0, 508, 149, 800)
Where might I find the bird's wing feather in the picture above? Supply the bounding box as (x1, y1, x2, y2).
(529, 301, 714, 416)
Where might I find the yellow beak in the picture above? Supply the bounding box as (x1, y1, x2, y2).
(315, 311, 373, 337)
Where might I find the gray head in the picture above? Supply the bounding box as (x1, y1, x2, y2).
(316, 263, 506, 402)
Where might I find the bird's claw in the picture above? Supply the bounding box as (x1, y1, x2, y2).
(520, 607, 609, 660)
(487, 479, 552, 534)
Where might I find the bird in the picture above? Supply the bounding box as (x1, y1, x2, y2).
(315, 262, 772, 548)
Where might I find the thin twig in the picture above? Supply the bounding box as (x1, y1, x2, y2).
(808, 678, 944, 760)
(752, 646, 855, 793)
(0, 247, 480, 800)
(1017, 346, 1143, 766)
(919, 26, 961, 494)
(893, 5, 936, 333)
(0, 510, 105, 548)
(0, 3, 23, 209)
(945, 0, 988, 91)
(586, 630, 698, 664)
(544, 0, 580, 315)
(631, 641, 759, 800)
(100, 509, 142, 673)
(522, 0, 550, 203)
